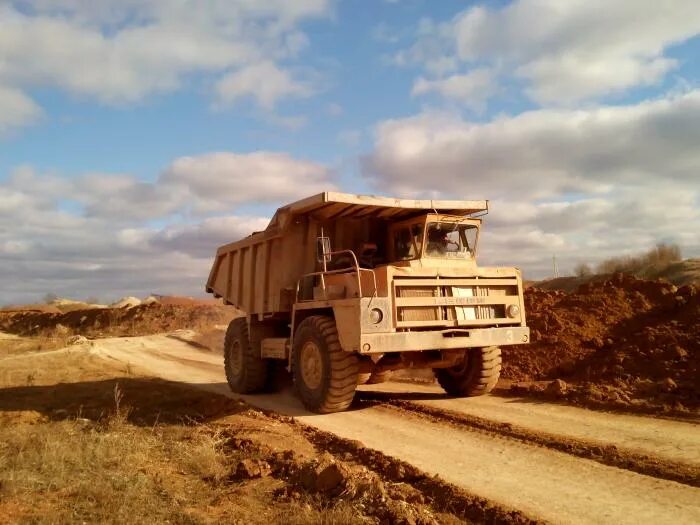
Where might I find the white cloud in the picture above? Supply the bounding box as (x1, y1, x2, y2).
(214, 61, 314, 110)
(2, 152, 334, 224)
(161, 151, 333, 213)
(396, 1, 700, 104)
(75, 173, 187, 221)
(478, 182, 700, 277)
(455, 0, 700, 103)
(0, 1, 330, 131)
(364, 90, 700, 277)
(411, 68, 495, 109)
(0, 87, 43, 135)
(0, 149, 332, 304)
(365, 90, 700, 200)
(393, 18, 457, 76)
(517, 55, 677, 105)
(149, 216, 270, 258)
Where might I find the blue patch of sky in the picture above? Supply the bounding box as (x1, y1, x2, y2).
(56, 199, 83, 215)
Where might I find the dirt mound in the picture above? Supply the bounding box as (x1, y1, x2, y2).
(505, 273, 699, 413)
(2, 297, 111, 313)
(534, 258, 700, 293)
(0, 302, 238, 339)
(0, 303, 63, 314)
(109, 296, 141, 308)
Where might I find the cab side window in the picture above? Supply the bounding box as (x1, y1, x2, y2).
(393, 224, 423, 260)
(411, 224, 423, 255)
(394, 227, 413, 260)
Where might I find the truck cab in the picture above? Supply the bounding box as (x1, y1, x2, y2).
(207, 192, 529, 413)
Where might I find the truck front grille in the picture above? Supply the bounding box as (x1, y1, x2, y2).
(394, 278, 520, 329)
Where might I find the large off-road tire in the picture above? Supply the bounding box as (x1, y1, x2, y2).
(357, 372, 372, 385)
(293, 316, 359, 413)
(434, 346, 501, 397)
(224, 317, 268, 394)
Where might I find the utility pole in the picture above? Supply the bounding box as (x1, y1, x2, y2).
(552, 254, 559, 278)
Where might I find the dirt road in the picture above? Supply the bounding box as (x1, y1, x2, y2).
(94, 333, 700, 524)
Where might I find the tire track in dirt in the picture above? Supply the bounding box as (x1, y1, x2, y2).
(359, 396, 700, 487)
(94, 335, 700, 524)
(295, 422, 538, 525)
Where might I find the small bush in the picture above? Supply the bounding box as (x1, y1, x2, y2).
(574, 263, 593, 277)
(596, 243, 682, 278)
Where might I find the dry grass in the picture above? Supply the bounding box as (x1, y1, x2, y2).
(0, 418, 207, 523)
(595, 243, 682, 278)
(0, 335, 70, 358)
(0, 343, 375, 525)
(0, 332, 457, 525)
(0, 406, 372, 524)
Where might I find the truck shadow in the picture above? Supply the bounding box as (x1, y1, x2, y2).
(356, 390, 447, 402)
(0, 377, 249, 426)
(0, 378, 471, 423)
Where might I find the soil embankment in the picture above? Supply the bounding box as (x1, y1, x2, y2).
(506, 274, 698, 414)
(0, 302, 237, 339)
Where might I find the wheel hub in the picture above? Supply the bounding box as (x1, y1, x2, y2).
(446, 353, 470, 377)
(300, 340, 323, 390)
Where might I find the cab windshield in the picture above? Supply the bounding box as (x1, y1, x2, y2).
(425, 222, 478, 259)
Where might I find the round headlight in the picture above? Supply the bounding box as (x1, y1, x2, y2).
(369, 308, 383, 324)
(507, 304, 520, 318)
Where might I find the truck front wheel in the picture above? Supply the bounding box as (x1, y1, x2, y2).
(224, 317, 268, 394)
(293, 316, 359, 413)
(434, 346, 501, 397)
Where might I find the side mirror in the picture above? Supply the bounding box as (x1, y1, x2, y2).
(316, 237, 331, 264)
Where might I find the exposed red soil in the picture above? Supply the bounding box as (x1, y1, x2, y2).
(504, 274, 699, 413)
(0, 303, 238, 338)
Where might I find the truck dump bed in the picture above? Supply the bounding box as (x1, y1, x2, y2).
(206, 192, 488, 315)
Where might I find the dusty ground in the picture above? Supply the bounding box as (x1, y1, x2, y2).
(0, 336, 479, 525)
(87, 333, 700, 525)
(1, 286, 699, 523)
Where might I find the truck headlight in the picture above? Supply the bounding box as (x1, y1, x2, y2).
(369, 308, 383, 324)
(507, 304, 520, 318)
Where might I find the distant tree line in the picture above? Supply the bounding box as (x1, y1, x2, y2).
(574, 243, 682, 278)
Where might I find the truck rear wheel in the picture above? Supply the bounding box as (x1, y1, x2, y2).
(293, 316, 358, 413)
(224, 317, 267, 394)
(434, 346, 501, 397)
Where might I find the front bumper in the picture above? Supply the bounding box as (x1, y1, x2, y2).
(359, 326, 529, 354)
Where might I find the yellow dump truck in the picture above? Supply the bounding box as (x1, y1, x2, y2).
(206, 192, 529, 413)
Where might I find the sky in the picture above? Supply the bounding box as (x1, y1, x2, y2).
(1, 0, 699, 304)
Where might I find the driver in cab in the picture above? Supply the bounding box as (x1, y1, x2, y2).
(427, 227, 449, 255)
